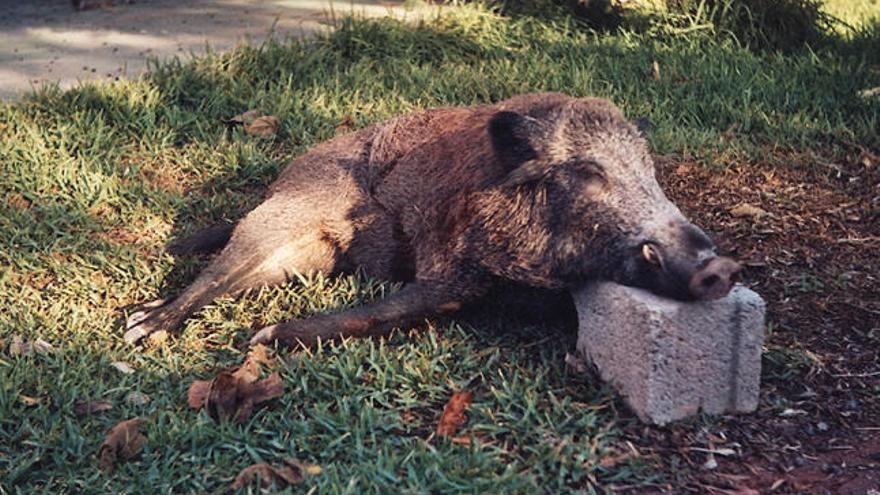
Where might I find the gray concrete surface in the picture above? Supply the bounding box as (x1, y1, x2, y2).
(573, 282, 766, 425)
(0, 0, 440, 100)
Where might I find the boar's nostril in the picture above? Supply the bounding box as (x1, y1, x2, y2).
(689, 256, 740, 300)
(701, 274, 720, 288)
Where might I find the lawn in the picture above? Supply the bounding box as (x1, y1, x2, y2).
(1, 1, 878, 493)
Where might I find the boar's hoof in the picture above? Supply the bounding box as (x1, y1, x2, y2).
(250, 325, 279, 346)
(251, 321, 324, 348)
(124, 298, 168, 329)
(123, 324, 151, 345)
(123, 300, 173, 345)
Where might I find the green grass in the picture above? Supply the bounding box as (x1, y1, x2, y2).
(1, 2, 878, 492)
(823, 0, 880, 26)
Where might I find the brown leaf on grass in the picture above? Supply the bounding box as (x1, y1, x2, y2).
(227, 109, 262, 125)
(124, 391, 151, 406)
(187, 379, 212, 409)
(246, 343, 275, 369)
(599, 451, 635, 468)
(858, 86, 880, 99)
(450, 436, 471, 446)
(230, 464, 282, 490)
(249, 372, 284, 403)
(10, 336, 29, 356)
(232, 358, 260, 384)
(188, 361, 284, 423)
(226, 110, 280, 139)
(9, 336, 54, 357)
(6, 192, 31, 210)
(227, 343, 276, 386)
(436, 391, 473, 438)
(32, 338, 54, 354)
(230, 459, 321, 490)
(98, 418, 146, 472)
(110, 361, 136, 374)
(20, 395, 41, 407)
(187, 347, 281, 422)
(244, 116, 280, 139)
(206, 370, 241, 422)
(74, 400, 113, 416)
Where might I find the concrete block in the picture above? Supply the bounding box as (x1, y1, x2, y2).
(572, 283, 766, 425)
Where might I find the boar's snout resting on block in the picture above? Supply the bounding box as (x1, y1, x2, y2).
(124, 92, 740, 347)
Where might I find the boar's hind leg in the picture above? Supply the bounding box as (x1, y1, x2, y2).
(123, 196, 342, 345)
(166, 223, 235, 256)
(250, 280, 489, 348)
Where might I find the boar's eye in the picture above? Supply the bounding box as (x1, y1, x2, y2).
(567, 159, 606, 188)
(580, 160, 605, 179)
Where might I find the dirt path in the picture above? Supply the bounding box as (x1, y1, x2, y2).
(0, 0, 439, 100)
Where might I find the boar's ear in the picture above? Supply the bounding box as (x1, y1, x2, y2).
(633, 116, 651, 138)
(489, 111, 546, 170)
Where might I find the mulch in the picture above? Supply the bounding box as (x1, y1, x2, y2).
(616, 148, 879, 494)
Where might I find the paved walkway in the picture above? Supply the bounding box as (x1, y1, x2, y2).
(0, 0, 439, 100)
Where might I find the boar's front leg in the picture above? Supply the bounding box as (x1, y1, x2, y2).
(250, 279, 489, 348)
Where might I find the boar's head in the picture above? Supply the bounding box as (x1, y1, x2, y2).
(482, 96, 740, 301)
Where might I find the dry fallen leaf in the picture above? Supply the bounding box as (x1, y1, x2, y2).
(231, 464, 284, 490)
(187, 351, 284, 423)
(227, 109, 262, 125)
(206, 370, 242, 422)
(729, 203, 768, 219)
(99, 418, 146, 472)
(226, 110, 280, 139)
(187, 379, 212, 409)
(230, 459, 320, 490)
(6, 192, 31, 210)
(20, 395, 41, 407)
(9, 336, 55, 356)
(436, 391, 473, 438)
(74, 400, 113, 416)
(110, 361, 136, 374)
(599, 451, 635, 468)
(450, 435, 472, 446)
(244, 116, 280, 139)
(246, 344, 274, 369)
(124, 391, 151, 406)
(10, 336, 29, 356)
(33, 339, 54, 354)
(858, 86, 880, 99)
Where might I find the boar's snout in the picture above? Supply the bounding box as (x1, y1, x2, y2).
(688, 256, 741, 300)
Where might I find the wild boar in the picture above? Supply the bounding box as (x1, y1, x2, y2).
(124, 92, 741, 347)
